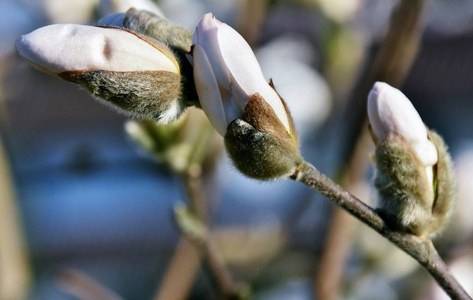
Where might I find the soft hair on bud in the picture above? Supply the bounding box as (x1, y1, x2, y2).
(61, 70, 183, 124)
(123, 8, 192, 53)
(122, 8, 198, 107)
(374, 130, 455, 238)
(225, 92, 301, 180)
(427, 130, 456, 238)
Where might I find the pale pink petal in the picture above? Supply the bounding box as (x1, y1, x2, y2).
(413, 142, 438, 166)
(217, 22, 290, 133)
(368, 82, 427, 142)
(368, 82, 438, 167)
(16, 24, 177, 74)
(193, 13, 231, 88)
(193, 44, 228, 135)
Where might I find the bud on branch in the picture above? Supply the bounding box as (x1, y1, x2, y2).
(368, 82, 455, 238)
(190, 13, 300, 179)
(16, 22, 187, 123)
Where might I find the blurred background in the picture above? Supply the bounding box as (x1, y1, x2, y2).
(1, 0, 473, 299)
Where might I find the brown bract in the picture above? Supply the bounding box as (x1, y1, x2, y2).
(224, 83, 301, 180)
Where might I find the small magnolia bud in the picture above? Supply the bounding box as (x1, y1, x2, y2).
(16, 24, 186, 123)
(191, 13, 300, 179)
(368, 82, 455, 238)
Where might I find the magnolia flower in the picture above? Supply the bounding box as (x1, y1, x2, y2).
(368, 82, 438, 190)
(191, 13, 291, 136)
(368, 82, 455, 238)
(16, 23, 186, 123)
(190, 13, 300, 180)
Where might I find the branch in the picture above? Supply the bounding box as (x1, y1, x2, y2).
(291, 161, 471, 300)
(181, 172, 241, 299)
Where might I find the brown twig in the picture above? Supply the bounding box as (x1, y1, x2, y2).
(315, 129, 372, 300)
(0, 135, 30, 300)
(291, 161, 472, 300)
(57, 269, 123, 300)
(153, 238, 201, 300)
(179, 170, 242, 300)
(236, 0, 269, 48)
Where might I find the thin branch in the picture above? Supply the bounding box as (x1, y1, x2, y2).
(0, 136, 30, 300)
(153, 239, 201, 300)
(57, 269, 123, 300)
(315, 130, 372, 300)
(291, 161, 472, 300)
(180, 170, 241, 300)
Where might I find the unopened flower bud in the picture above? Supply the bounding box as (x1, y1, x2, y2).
(191, 13, 300, 179)
(368, 82, 455, 238)
(16, 24, 186, 123)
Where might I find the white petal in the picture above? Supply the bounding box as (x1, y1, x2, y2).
(16, 24, 178, 74)
(217, 22, 291, 133)
(368, 81, 438, 169)
(412, 141, 438, 166)
(368, 82, 427, 143)
(193, 13, 232, 88)
(193, 44, 228, 136)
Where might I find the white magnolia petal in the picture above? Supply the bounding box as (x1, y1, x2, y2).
(193, 44, 228, 135)
(16, 24, 178, 74)
(217, 23, 291, 133)
(412, 141, 438, 166)
(193, 13, 232, 88)
(368, 82, 427, 143)
(219, 87, 242, 123)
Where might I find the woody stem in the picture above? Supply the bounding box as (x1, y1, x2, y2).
(291, 161, 471, 300)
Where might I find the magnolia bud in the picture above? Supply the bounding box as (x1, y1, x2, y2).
(368, 82, 455, 238)
(16, 24, 186, 123)
(120, 9, 197, 108)
(191, 13, 300, 179)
